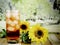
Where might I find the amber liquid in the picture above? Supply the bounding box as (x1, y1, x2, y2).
(6, 30, 20, 40)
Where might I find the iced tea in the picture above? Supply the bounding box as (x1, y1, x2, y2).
(6, 10, 20, 43)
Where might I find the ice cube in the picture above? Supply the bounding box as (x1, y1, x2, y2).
(6, 10, 11, 18)
(15, 25, 20, 30)
(7, 20, 15, 26)
(10, 22, 15, 26)
(7, 20, 12, 24)
(12, 10, 19, 17)
(13, 20, 18, 24)
(7, 27, 15, 31)
(6, 12, 11, 18)
(11, 10, 20, 20)
(15, 16, 20, 20)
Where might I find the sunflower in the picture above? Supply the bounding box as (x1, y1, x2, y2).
(19, 21, 30, 34)
(29, 24, 48, 44)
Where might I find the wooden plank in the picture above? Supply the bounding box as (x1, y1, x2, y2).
(43, 24, 60, 33)
(48, 34, 60, 45)
(0, 38, 51, 45)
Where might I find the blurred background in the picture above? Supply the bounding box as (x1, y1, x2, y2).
(0, 0, 60, 45)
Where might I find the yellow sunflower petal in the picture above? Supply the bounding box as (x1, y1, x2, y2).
(19, 21, 30, 34)
(29, 24, 48, 44)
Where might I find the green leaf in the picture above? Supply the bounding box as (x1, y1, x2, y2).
(2, 29, 6, 36)
(0, 32, 3, 38)
(21, 32, 31, 43)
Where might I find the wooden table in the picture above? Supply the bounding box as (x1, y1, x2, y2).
(0, 38, 51, 45)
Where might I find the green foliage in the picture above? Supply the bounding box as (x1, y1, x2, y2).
(21, 32, 31, 43)
(0, 29, 6, 38)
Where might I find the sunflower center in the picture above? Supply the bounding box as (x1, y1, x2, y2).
(37, 31, 43, 36)
(21, 24, 27, 30)
(35, 30, 43, 39)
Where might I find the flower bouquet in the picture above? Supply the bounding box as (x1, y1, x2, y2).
(0, 21, 48, 45)
(19, 21, 48, 45)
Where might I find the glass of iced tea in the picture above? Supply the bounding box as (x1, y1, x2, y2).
(6, 10, 20, 44)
